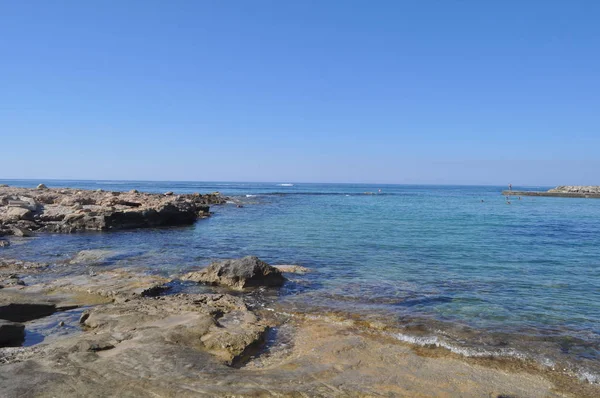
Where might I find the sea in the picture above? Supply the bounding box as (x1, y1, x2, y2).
(2, 179, 600, 382)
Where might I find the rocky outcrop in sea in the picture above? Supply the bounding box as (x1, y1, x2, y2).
(502, 185, 600, 198)
(0, 186, 227, 237)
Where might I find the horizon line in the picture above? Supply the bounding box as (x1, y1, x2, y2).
(0, 177, 555, 188)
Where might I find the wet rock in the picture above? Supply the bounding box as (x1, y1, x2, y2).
(0, 275, 26, 287)
(0, 240, 9, 248)
(182, 256, 286, 289)
(164, 191, 174, 196)
(68, 249, 119, 265)
(273, 264, 312, 274)
(11, 227, 34, 237)
(36, 184, 48, 190)
(0, 184, 8, 188)
(43, 269, 171, 302)
(0, 320, 25, 347)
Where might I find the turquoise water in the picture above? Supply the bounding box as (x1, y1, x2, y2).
(2, 179, 600, 380)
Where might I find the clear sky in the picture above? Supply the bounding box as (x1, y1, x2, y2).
(1, 1, 599, 185)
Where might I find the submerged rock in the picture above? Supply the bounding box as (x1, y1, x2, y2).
(68, 249, 120, 265)
(273, 264, 312, 274)
(182, 256, 286, 289)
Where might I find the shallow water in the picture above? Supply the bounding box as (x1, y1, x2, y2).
(2, 179, 600, 381)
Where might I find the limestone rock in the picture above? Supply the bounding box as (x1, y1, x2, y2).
(5, 207, 33, 222)
(182, 256, 286, 289)
(549, 186, 600, 194)
(36, 184, 48, 189)
(0, 186, 228, 236)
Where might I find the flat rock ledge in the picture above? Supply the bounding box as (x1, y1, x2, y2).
(502, 185, 600, 198)
(0, 186, 228, 237)
(182, 256, 286, 289)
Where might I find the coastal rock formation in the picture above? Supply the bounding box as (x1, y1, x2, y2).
(502, 185, 600, 199)
(0, 308, 579, 397)
(0, 186, 227, 236)
(182, 256, 286, 289)
(548, 186, 600, 194)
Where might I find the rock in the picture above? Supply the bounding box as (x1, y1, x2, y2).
(0, 275, 25, 287)
(68, 249, 119, 265)
(273, 264, 312, 274)
(79, 293, 267, 365)
(0, 186, 228, 236)
(11, 226, 34, 237)
(0, 240, 9, 247)
(0, 302, 56, 322)
(0, 319, 25, 347)
(36, 184, 48, 189)
(164, 191, 174, 196)
(42, 268, 171, 301)
(129, 189, 139, 194)
(5, 207, 33, 221)
(182, 256, 286, 289)
(548, 186, 600, 194)
(0, 184, 8, 187)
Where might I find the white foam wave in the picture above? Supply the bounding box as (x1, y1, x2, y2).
(393, 332, 529, 360)
(246, 194, 257, 197)
(278, 183, 294, 186)
(577, 370, 600, 384)
(392, 331, 600, 385)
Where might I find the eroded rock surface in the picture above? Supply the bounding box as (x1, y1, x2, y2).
(182, 256, 286, 289)
(0, 186, 227, 236)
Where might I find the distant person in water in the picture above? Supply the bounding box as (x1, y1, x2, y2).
(509, 183, 512, 191)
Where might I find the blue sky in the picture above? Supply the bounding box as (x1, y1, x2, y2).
(1, 1, 599, 185)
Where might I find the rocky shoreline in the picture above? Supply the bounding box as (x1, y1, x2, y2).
(3, 254, 593, 397)
(502, 185, 600, 198)
(1, 186, 599, 397)
(0, 185, 227, 238)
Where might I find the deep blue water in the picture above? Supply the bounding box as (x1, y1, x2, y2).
(2, 179, 600, 380)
